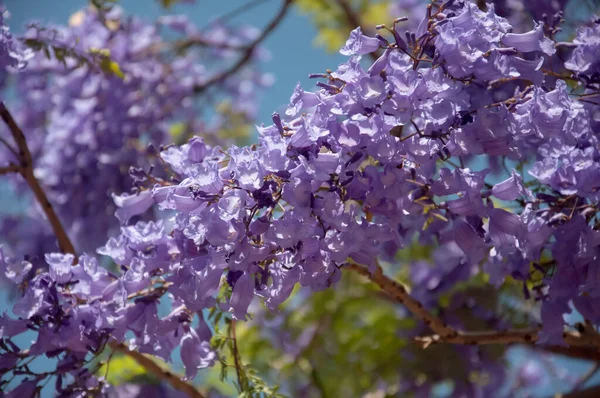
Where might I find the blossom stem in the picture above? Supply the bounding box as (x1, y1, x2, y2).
(229, 319, 246, 392)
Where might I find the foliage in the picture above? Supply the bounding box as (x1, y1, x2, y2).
(296, 0, 391, 51)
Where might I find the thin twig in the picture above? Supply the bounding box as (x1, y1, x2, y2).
(571, 364, 600, 393)
(204, 0, 273, 29)
(0, 163, 21, 175)
(229, 319, 246, 392)
(0, 135, 19, 158)
(415, 328, 599, 350)
(345, 262, 600, 361)
(0, 102, 75, 255)
(193, 0, 294, 94)
(109, 341, 206, 398)
(173, 36, 248, 53)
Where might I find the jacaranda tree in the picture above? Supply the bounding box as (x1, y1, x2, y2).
(1, 0, 600, 396)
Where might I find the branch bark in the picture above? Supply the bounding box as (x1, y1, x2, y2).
(229, 319, 246, 392)
(0, 102, 75, 255)
(562, 384, 600, 398)
(109, 342, 206, 398)
(345, 262, 455, 337)
(345, 262, 600, 362)
(0, 163, 21, 175)
(0, 102, 205, 397)
(193, 0, 293, 94)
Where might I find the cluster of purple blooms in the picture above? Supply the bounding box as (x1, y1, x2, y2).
(1, 0, 600, 396)
(0, 5, 272, 268)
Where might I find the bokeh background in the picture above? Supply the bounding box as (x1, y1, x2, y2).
(3, 0, 600, 397)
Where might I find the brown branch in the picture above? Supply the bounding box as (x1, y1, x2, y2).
(345, 262, 455, 337)
(193, 0, 293, 94)
(345, 262, 600, 362)
(543, 345, 600, 363)
(562, 384, 600, 398)
(206, 0, 272, 27)
(414, 328, 599, 350)
(0, 102, 203, 395)
(0, 163, 21, 175)
(0, 135, 19, 158)
(229, 319, 246, 392)
(570, 363, 600, 393)
(0, 102, 75, 255)
(109, 341, 206, 398)
(335, 0, 379, 62)
(173, 37, 249, 53)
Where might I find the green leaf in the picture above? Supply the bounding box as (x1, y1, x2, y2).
(99, 355, 157, 386)
(99, 57, 125, 79)
(169, 122, 186, 141)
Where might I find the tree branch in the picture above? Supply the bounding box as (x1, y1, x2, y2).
(570, 363, 600, 394)
(562, 384, 600, 398)
(345, 262, 455, 337)
(0, 102, 204, 396)
(0, 163, 21, 175)
(206, 0, 273, 27)
(175, 0, 278, 52)
(193, 0, 293, 94)
(229, 319, 246, 392)
(542, 345, 600, 363)
(173, 37, 249, 53)
(0, 135, 19, 158)
(345, 262, 600, 362)
(109, 341, 206, 398)
(0, 102, 75, 255)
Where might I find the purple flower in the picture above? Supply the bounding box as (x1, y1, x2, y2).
(113, 190, 155, 224)
(180, 322, 215, 381)
(45, 253, 74, 284)
(1, 246, 32, 284)
(492, 169, 533, 201)
(502, 22, 555, 55)
(565, 24, 600, 75)
(339, 27, 381, 56)
(227, 272, 254, 320)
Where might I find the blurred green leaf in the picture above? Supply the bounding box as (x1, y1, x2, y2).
(99, 355, 157, 386)
(99, 57, 125, 79)
(296, 0, 391, 52)
(169, 122, 187, 142)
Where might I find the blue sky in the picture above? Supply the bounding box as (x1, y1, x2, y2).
(5, 0, 348, 125)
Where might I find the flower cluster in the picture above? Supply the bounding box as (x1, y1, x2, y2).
(0, 7, 32, 83)
(0, 5, 271, 266)
(1, 0, 599, 395)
